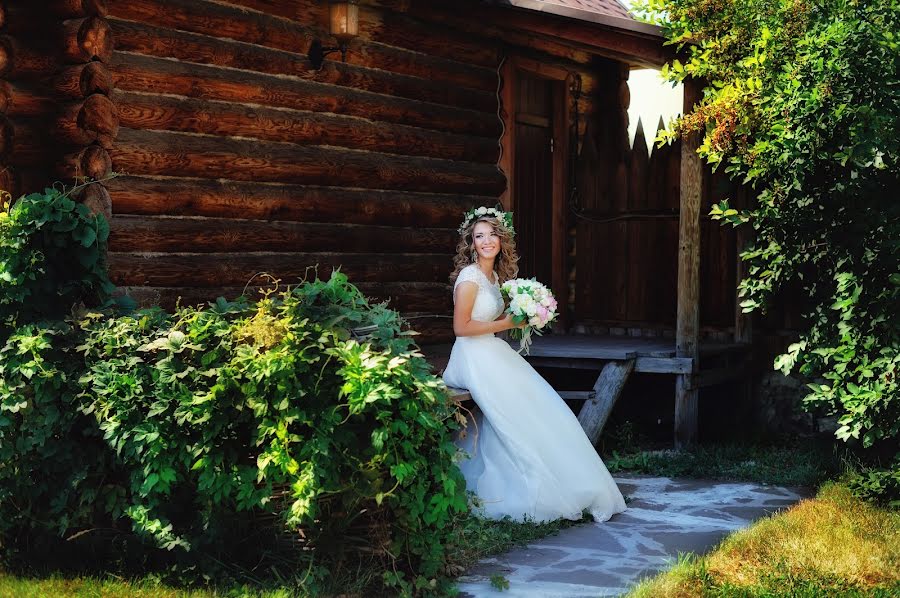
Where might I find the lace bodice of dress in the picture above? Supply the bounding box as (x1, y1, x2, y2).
(454, 264, 504, 323)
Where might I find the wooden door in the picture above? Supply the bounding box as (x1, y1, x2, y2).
(510, 68, 567, 328)
(513, 72, 554, 284)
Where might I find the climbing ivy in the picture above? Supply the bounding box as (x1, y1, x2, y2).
(0, 186, 113, 335)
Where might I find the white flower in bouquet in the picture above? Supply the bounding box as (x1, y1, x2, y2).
(500, 278, 559, 354)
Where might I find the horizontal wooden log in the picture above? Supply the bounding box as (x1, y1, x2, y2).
(0, 35, 58, 79)
(109, 0, 498, 91)
(399, 2, 598, 68)
(119, 280, 453, 313)
(110, 52, 499, 138)
(0, 82, 9, 114)
(58, 145, 112, 180)
(227, 0, 499, 68)
(62, 17, 113, 63)
(109, 215, 458, 254)
(107, 252, 452, 287)
(0, 167, 16, 197)
(398, 313, 454, 345)
(106, 175, 491, 228)
(112, 91, 498, 164)
(75, 181, 112, 220)
(53, 61, 113, 99)
(110, 128, 506, 195)
(53, 0, 108, 18)
(3, 81, 57, 117)
(109, 18, 495, 114)
(57, 93, 118, 148)
(1, 117, 50, 166)
(7, 167, 52, 197)
(357, 5, 499, 68)
(4, 0, 107, 22)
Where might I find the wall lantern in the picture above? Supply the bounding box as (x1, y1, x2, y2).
(308, 0, 359, 70)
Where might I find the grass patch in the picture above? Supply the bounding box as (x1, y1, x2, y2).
(626, 481, 900, 597)
(601, 423, 838, 487)
(0, 575, 288, 598)
(0, 514, 581, 597)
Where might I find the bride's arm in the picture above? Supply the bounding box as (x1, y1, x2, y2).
(453, 282, 516, 337)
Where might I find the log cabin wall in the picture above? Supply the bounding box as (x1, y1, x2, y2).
(3, 0, 727, 345)
(1, 0, 114, 211)
(100, 0, 513, 342)
(93, 0, 633, 343)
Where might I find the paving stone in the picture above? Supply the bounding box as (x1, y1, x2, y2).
(500, 547, 569, 567)
(645, 529, 731, 554)
(532, 567, 623, 587)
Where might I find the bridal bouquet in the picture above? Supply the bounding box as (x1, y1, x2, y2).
(500, 278, 558, 355)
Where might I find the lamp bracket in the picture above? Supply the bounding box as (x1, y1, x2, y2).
(308, 38, 347, 70)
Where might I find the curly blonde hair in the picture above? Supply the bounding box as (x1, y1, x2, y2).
(450, 216, 519, 284)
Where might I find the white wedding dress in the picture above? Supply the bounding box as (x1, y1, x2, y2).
(442, 264, 626, 522)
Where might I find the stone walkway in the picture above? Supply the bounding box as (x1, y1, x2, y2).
(455, 476, 807, 597)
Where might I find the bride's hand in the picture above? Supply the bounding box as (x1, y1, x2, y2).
(500, 313, 526, 330)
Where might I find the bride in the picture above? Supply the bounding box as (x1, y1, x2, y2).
(442, 207, 626, 523)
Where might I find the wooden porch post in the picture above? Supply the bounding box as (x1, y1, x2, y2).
(675, 78, 703, 448)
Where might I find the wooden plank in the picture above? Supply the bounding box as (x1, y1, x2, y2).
(558, 390, 595, 401)
(112, 90, 498, 164)
(107, 252, 450, 287)
(524, 355, 690, 374)
(445, 388, 596, 402)
(402, 0, 670, 68)
(577, 359, 634, 445)
(109, 128, 506, 195)
(516, 334, 675, 356)
(109, 52, 501, 138)
(109, 215, 458, 254)
(634, 357, 693, 374)
(108, 17, 495, 114)
(675, 79, 704, 448)
(105, 175, 492, 228)
(121, 281, 452, 313)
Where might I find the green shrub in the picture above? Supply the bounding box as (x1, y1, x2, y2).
(0, 186, 113, 334)
(1, 277, 467, 595)
(0, 187, 468, 595)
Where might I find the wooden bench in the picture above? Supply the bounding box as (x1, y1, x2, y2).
(427, 334, 750, 446)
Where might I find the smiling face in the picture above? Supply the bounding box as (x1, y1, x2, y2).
(472, 220, 501, 263)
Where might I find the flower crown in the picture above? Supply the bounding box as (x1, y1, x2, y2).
(458, 206, 515, 236)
